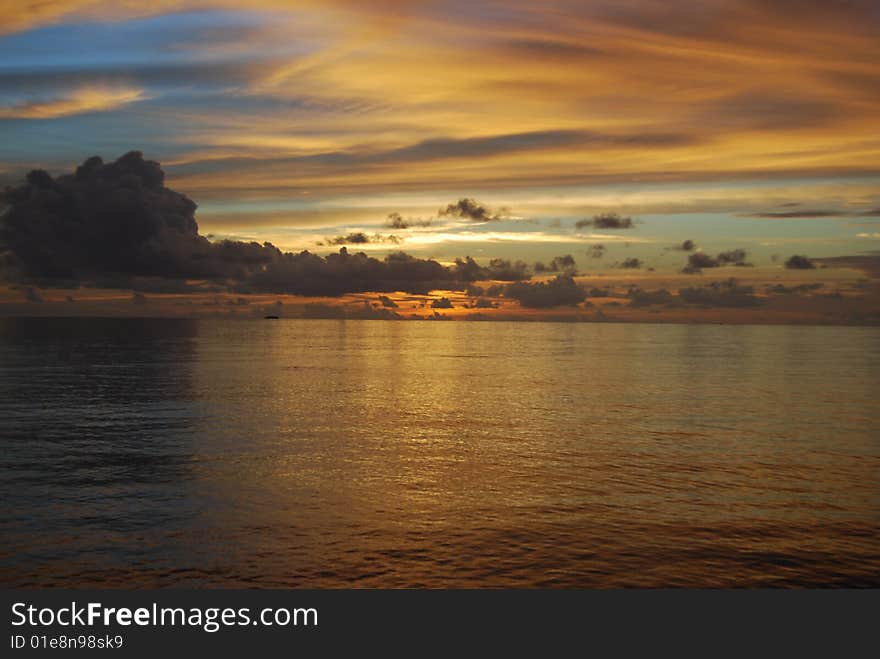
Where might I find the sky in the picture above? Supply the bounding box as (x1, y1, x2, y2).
(1, 1, 879, 320)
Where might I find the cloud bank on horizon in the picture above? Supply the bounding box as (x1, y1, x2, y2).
(1, 0, 879, 275)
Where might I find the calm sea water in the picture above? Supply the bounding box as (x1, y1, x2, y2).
(1, 318, 878, 587)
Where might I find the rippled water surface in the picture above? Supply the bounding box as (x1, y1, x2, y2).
(1, 318, 878, 587)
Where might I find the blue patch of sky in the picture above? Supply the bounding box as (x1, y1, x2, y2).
(0, 11, 283, 72)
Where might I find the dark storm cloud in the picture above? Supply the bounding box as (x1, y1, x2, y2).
(431, 297, 454, 309)
(784, 254, 816, 269)
(682, 248, 751, 273)
(0, 151, 237, 281)
(439, 198, 507, 222)
(678, 279, 759, 308)
(575, 213, 635, 230)
(0, 153, 489, 297)
(504, 275, 586, 308)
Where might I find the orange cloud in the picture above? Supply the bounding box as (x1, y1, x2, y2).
(0, 86, 146, 119)
(2, 0, 879, 237)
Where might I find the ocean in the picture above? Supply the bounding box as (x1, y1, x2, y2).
(1, 317, 877, 587)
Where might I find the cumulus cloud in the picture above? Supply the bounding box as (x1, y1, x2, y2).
(439, 198, 507, 222)
(678, 279, 759, 307)
(784, 254, 815, 269)
(617, 257, 642, 269)
(327, 232, 370, 245)
(628, 288, 675, 307)
(504, 274, 586, 308)
(716, 249, 750, 266)
(683, 253, 717, 273)
(0, 153, 484, 297)
(325, 232, 401, 245)
(682, 248, 751, 274)
(431, 297, 454, 309)
(452, 256, 530, 281)
(533, 254, 577, 274)
(241, 248, 463, 296)
(765, 283, 822, 295)
(484, 258, 530, 281)
(575, 213, 634, 230)
(666, 239, 696, 252)
(301, 303, 402, 321)
(1, 152, 221, 282)
(386, 212, 432, 229)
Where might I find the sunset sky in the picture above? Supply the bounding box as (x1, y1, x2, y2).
(1, 1, 879, 319)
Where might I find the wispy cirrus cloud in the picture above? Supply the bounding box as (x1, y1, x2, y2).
(0, 86, 146, 119)
(746, 208, 880, 219)
(1, 0, 879, 269)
